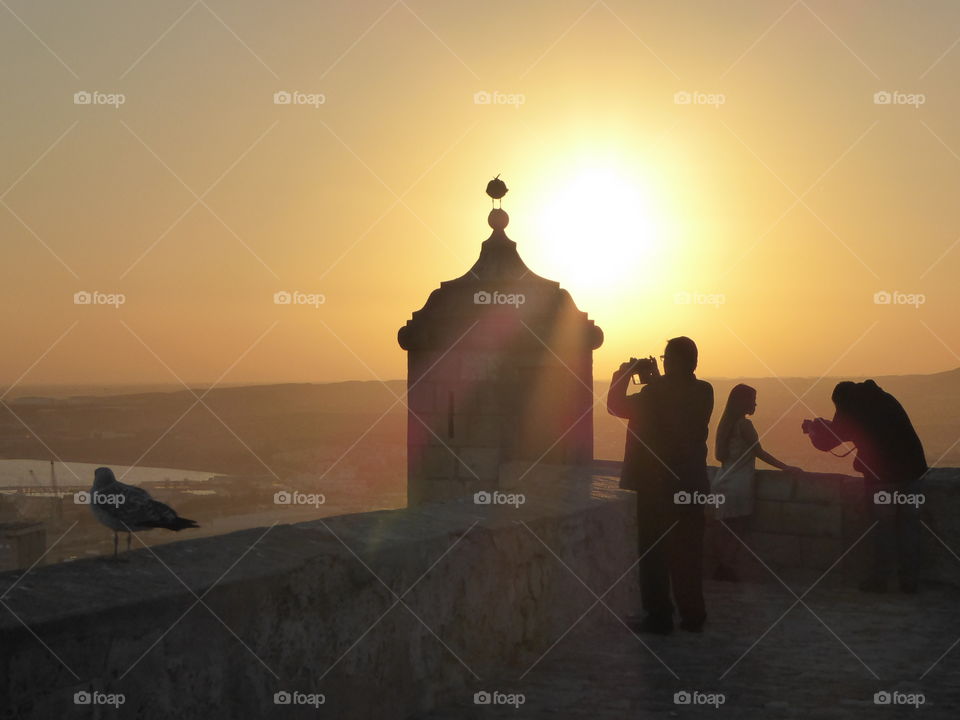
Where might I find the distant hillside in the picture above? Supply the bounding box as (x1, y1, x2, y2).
(64, 380, 408, 414)
(3, 370, 957, 488)
(1, 381, 408, 487)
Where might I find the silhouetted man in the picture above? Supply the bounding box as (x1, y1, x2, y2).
(607, 336, 713, 633)
(804, 380, 927, 593)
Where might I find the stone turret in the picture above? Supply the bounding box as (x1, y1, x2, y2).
(398, 179, 603, 505)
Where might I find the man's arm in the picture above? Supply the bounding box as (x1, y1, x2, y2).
(607, 362, 636, 419)
(828, 409, 856, 442)
(806, 411, 852, 452)
(745, 421, 793, 470)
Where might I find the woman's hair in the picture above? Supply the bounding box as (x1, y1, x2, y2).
(715, 383, 757, 462)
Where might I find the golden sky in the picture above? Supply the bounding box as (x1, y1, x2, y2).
(3, 0, 960, 387)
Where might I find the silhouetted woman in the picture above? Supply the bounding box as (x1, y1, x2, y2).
(711, 384, 801, 581)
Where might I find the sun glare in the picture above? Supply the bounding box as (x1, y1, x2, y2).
(530, 165, 665, 301)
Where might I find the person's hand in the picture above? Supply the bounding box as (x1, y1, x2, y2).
(615, 360, 634, 379)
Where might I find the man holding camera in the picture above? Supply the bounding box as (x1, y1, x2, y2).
(607, 336, 714, 634)
(804, 380, 927, 593)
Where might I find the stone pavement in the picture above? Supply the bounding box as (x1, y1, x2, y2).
(414, 575, 960, 719)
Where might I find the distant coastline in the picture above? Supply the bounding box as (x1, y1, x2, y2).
(0, 459, 217, 488)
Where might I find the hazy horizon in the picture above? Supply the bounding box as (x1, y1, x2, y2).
(5, 362, 960, 400)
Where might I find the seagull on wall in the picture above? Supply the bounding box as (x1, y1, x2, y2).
(89, 467, 199, 559)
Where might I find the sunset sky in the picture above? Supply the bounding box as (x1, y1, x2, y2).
(3, 0, 960, 388)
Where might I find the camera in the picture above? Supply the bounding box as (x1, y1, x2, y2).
(802, 417, 840, 451)
(629, 356, 660, 385)
(802, 418, 832, 436)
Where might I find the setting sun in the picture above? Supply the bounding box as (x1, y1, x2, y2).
(528, 163, 668, 305)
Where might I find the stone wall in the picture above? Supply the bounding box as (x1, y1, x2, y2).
(405, 348, 596, 507)
(705, 467, 960, 587)
(4, 466, 960, 719)
(0, 472, 637, 720)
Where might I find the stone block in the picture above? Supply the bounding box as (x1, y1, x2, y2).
(406, 383, 435, 413)
(412, 477, 475, 504)
(755, 470, 795, 501)
(410, 351, 460, 382)
(408, 412, 450, 446)
(780, 502, 842, 538)
(455, 414, 501, 447)
(421, 445, 456, 477)
(455, 447, 499, 482)
(459, 353, 503, 381)
(794, 474, 843, 503)
(450, 387, 499, 418)
(750, 500, 783, 533)
(468, 387, 501, 415)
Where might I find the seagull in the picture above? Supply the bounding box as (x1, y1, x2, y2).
(89, 467, 199, 558)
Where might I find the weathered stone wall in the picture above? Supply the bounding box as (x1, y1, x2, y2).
(4, 466, 959, 719)
(1, 473, 637, 720)
(705, 467, 960, 587)
(405, 347, 596, 507)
